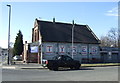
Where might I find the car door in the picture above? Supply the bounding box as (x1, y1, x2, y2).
(64, 56, 74, 67)
(57, 56, 66, 67)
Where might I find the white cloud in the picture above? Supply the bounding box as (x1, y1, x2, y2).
(106, 7, 118, 16)
(0, 40, 8, 49)
(0, 40, 14, 49)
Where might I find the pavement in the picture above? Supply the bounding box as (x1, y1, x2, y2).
(2, 62, 46, 69)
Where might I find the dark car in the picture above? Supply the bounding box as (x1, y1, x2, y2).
(43, 55, 81, 71)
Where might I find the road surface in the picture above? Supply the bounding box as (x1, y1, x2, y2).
(2, 66, 118, 81)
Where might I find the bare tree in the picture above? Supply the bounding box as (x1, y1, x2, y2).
(100, 36, 110, 47)
(107, 28, 118, 47)
(100, 28, 118, 47)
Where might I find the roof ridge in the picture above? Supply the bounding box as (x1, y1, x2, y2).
(37, 19, 86, 26)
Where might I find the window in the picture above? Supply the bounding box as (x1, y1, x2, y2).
(65, 56, 73, 61)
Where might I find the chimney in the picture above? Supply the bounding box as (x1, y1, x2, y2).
(72, 20, 74, 25)
(25, 41, 27, 44)
(53, 17, 55, 24)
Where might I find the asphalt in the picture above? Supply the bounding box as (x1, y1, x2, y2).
(2, 66, 119, 81)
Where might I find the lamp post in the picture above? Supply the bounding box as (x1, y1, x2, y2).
(38, 39, 42, 64)
(72, 20, 75, 59)
(7, 4, 11, 65)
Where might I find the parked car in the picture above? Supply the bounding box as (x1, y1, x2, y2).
(42, 59, 48, 67)
(13, 55, 22, 61)
(42, 55, 81, 71)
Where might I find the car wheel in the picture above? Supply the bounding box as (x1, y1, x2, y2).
(70, 67, 74, 70)
(74, 64, 80, 70)
(53, 66, 58, 71)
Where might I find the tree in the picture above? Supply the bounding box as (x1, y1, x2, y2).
(100, 36, 110, 47)
(13, 30, 23, 56)
(107, 28, 118, 47)
(100, 28, 118, 47)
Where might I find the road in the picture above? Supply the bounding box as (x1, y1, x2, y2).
(2, 66, 118, 81)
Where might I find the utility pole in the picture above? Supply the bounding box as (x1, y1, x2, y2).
(72, 20, 75, 59)
(7, 4, 11, 65)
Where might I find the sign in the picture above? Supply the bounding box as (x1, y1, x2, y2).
(91, 46, 97, 54)
(108, 52, 112, 55)
(108, 52, 112, 59)
(30, 46, 38, 53)
(46, 45, 53, 53)
(81, 46, 87, 55)
(71, 46, 77, 55)
(59, 45, 65, 53)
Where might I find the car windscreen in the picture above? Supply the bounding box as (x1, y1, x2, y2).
(52, 56, 61, 60)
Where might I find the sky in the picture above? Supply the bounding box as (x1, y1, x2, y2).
(0, 2, 118, 48)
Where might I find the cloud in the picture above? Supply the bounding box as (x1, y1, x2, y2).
(106, 7, 118, 16)
(0, 40, 8, 48)
(0, 40, 14, 49)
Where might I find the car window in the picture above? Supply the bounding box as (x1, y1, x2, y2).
(58, 56, 62, 60)
(52, 56, 57, 60)
(52, 56, 61, 60)
(62, 57, 66, 61)
(52, 55, 73, 61)
(65, 56, 73, 61)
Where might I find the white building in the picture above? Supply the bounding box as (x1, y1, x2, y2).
(24, 18, 100, 63)
(0, 47, 8, 63)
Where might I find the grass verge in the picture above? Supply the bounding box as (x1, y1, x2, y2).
(81, 63, 120, 67)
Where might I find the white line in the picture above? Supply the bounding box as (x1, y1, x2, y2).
(2, 67, 16, 69)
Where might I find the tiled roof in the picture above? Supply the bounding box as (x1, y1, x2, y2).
(37, 19, 100, 44)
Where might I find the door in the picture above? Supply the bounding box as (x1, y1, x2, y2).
(63, 56, 74, 67)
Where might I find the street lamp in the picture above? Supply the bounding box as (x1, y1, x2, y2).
(7, 4, 11, 65)
(72, 20, 75, 59)
(38, 38, 43, 64)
